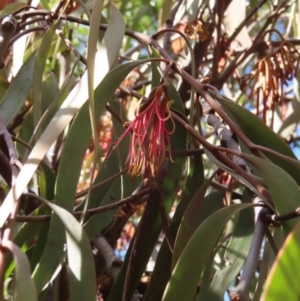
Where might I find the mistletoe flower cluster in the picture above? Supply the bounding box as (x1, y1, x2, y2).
(114, 85, 175, 179)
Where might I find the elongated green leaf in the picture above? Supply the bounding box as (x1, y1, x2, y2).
(262, 220, 300, 301)
(31, 74, 76, 293)
(162, 204, 254, 301)
(101, 2, 125, 68)
(84, 178, 121, 239)
(218, 96, 300, 185)
(107, 193, 164, 301)
(2, 240, 37, 301)
(17, 72, 73, 158)
(242, 153, 300, 236)
(5, 222, 44, 280)
(36, 198, 97, 301)
(32, 24, 57, 136)
(76, 146, 121, 213)
(205, 190, 254, 301)
(32, 215, 66, 293)
(278, 67, 300, 138)
(0, 3, 27, 15)
(172, 187, 224, 268)
(86, 0, 105, 180)
(0, 63, 152, 233)
(159, 0, 174, 26)
(0, 51, 36, 125)
(39, 162, 56, 200)
(29, 223, 50, 272)
(203, 147, 270, 204)
(218, 97, 296, 159)
(32, 57, 152, 291)
(144, 154, 204, 301)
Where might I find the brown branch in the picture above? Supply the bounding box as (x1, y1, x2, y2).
(268, 207, 300, 223)
(16, 187, 151, 223)
(93, 235, 122, 281)
(170, 111, 271, 202)
(75, 168, 128, 199)
(9, 26, 47, 45)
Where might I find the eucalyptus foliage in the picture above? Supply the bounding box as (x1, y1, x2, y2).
(0, 1, 299, 301)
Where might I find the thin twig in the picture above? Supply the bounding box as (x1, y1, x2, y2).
(56, 30, 87, 65)
(9, 26, 47, 45)
(16, 187, 151, 223)
(170, 111, 271, 202)
(269, 207, 300, 223)
(75, 168, 128, 199)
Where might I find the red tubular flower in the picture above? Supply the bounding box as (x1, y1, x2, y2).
(114, 85, 175, 179)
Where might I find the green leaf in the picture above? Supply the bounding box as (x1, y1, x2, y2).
(0, 3, 27, 15)
(218, 97, 297, 159)
(242, 153, 300, 236)
(32, 72, 80, 293)
(32, 214, 65, 293)
(262, 220, 300, 301)
(17, 72, 72, 158)
(107, 193, 164, 301)
(5, 222, 44, 281)
(86, 0, 105, 180)
(29, 223, 50, 272)
(205, 190, 254, 301)
(0, 51, 36, 126)
(36, 198, 97, 301)
(0, 61, 152, 231)
(162, 204, 254, 301)
(172, 188, 224, 268)
(249, 0, 258, 8)
(32, 24, 57, 137)
(2, 240, 37, 301)
(31, 59, 153, 292)
(159, 0, 174, 26)
(39, 162, 56, 200)
(144, 154, 204, 301)
(217, 98, 300, 185)
(203, 147, 269, 202)
(83, 177, 122, 239)
(101, 2, 125, 69)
